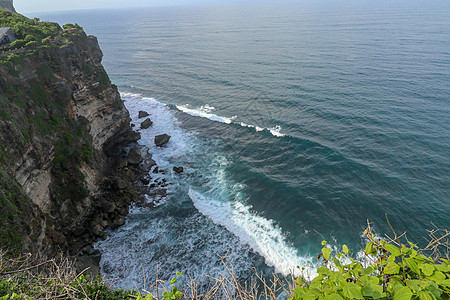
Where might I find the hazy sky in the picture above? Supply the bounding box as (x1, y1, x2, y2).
(15, 0, 234, 13)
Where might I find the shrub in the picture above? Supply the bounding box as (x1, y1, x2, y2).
(25, 41, 37, 48)
(290, 225, 450, 300)
(8, 39, 25, 49)
(41, 36, 51, 44)
(24, 34, 37, 42)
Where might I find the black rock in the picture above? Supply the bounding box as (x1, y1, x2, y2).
(127, 146, 143, 165)
(127, 131, 141, 142)
(141, 118, 153, 129)
(154, 134, 171, 146)
(138, 110, 149, 118)
(173, 166, 184, 173)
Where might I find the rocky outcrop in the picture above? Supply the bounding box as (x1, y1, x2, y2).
(140, 118, 153, 129)
(173, 166, 183, 174)
(138, 110, 149, 118)
(155, 134, 171, 146)
(0, 27, 141, 258)
(0, 0, 16, 13)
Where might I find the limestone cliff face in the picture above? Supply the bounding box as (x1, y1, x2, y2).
(0, 0, 15, 13)
(0, 29, 140, 257)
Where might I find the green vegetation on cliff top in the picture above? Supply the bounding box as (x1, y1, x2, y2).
(0, 9, 60, 44)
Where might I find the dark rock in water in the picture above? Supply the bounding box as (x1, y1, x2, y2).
(141, 118, 153, 129)
(127, 131, 141, 142)
(91, 224, 103, 237)
(111, 217, 125, 229)
(152, 167, 159, 174)
(173, 166, 184, 173)
(154, 134, 171, 146)
(127, 146, 143, 165)
(138, 111, 149, 118)
(131, 123, 135, 127)
(141, 177, 150, 185)
(146, 158, 157, 168)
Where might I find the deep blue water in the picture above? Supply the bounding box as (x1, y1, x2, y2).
(36, 0, 450, 289)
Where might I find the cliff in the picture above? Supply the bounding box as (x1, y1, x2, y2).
(0, 13, 141, 260)
(0, 0, 15, 13)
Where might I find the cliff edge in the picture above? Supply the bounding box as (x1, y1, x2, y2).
(0, 0, 15, 13)
(0, 11, 141, 260)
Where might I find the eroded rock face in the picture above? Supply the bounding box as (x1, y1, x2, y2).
(0, 0, 16, 13)
(0, 29, 140, 257)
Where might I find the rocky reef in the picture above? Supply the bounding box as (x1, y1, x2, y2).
(0, 15, 142, 267)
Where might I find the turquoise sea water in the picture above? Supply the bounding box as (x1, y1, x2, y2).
(37, 0, 450, 289)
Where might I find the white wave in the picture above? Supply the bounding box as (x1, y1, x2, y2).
(176, 104, 233, 124)
(175, 104, 286, 138)
(199, 104, 216, 113)
(188, 188, 316, 277)
(269, 125, 286, 137)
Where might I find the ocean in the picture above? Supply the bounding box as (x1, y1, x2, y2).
(36, 0, 450, 290)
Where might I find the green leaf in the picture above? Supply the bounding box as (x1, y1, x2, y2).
(170, 277, 177, 285)
(343, 282, 364, 299)
(322, 247, 332, 260)
(322, 294, 344, 300)
(362, 266, 375, 275)
(358, 275, 379, 286)
(361, 284, 384, 299)
(365, 242, 375, 255)
(385, 261, 401, 275)
(176, 271, 183, 276)
(317, 266, 330, 275)
(342, 244, 349, 255)
(322, 240, 327, 246)
(418, 291, 435, 300)
(393, 286, 413, 300)
(420, 264, 435, 276)
(384, 243, 401, 257)
(441, 279, 450, 287)
(429, 271, 446, 283)
(404, 257, 420, 275)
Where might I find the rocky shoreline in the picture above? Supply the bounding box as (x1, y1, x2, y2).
(75, 110, 178, 276)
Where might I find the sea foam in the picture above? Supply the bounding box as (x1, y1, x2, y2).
(189, 188, 315, 277)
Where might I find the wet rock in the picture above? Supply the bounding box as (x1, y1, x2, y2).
(152, 167, 159, 174)
(91, 224, 103, 237)
(111, 217, 125, 229)
(141, 177, 150, 185)
(127, 146, 142, 165)
(154, 134, 171, 146)
(141, 118, 153, 129)
(173, 166, 184, 173)
(127, 131, 141, 142)
(146, 158, 156, 168)
(138, 110, 149, 118)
